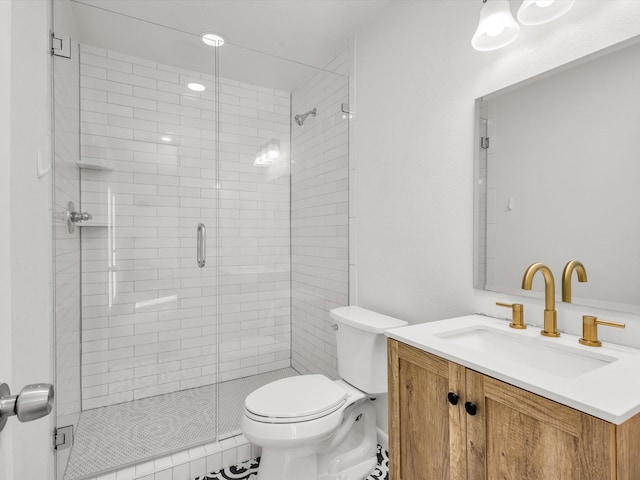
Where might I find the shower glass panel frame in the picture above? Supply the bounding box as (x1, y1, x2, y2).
(217, 40, 352, 390)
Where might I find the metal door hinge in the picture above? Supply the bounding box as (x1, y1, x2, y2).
(51, 32, 71, 58)
(480, 136, 490, 149)
(54, 425, 73, 450)
(341, 103, 353, 120)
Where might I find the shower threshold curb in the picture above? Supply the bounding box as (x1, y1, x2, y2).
(76, 433, 257, 480)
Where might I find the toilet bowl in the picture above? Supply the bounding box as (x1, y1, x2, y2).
(242, 376, 377, 480)
(241, 306, 408, 480)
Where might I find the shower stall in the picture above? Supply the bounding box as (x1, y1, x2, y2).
(52, 1, 351, 478)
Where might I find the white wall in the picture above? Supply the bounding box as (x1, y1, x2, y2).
(353, 1, 480, 326)
(6, 0, 55, 478)
(0, 0, 14, 476)
(353, 0, 640, 438)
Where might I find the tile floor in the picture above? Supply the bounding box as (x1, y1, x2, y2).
(196, 445, 390, 480)
(64, 368, 298, 480)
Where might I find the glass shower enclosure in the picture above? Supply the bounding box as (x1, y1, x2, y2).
(52, 1, 350, 478)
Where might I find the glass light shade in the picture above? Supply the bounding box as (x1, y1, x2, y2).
(472, 0, 520, 52)
(517, 0, 575, 25)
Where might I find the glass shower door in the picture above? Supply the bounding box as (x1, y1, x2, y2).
(214, 42, 295, 439)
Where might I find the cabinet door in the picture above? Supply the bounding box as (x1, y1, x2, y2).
(388, 340, 466, 480)
(465, 370, 616, 480)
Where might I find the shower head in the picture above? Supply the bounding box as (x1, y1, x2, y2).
(294, 108, 317, 126)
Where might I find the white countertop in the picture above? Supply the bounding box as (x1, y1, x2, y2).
(385, 314, 640, 425)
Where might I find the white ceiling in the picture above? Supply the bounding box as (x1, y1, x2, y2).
(68, 0, 390, 91)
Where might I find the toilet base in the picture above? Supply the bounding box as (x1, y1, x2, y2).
(256, 447, 377, 480)
(253, 399, 378, 480)
(257, 448, 319, 480)
(318, 456, 377, 480)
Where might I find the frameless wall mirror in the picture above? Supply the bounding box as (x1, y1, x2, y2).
(474, 35, 640, 314)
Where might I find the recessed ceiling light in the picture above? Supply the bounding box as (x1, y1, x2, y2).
(202, 33, 225, 47)
(187, 83, 205, 92)
(161, 136, 172, 142)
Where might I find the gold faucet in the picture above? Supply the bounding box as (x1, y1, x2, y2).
(562, 260, 587, 303)
(579, 315, 625, 347)
(496, 302, 526, 329)
(522, 263, 559, 337)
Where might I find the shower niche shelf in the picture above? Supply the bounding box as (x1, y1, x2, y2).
(76, 222, 108, 228)
(76, 160, 114, 171)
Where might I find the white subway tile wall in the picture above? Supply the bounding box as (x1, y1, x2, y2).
(54, 40, 82, 479)
(290, 47, 350, 378)
(79, 45, 291, 408)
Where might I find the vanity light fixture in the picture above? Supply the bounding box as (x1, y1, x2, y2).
(187, 82, 205, 92)
(472, 0, 520, 52)
(517, 0, 575, 25)
(202, 33, 225, 47)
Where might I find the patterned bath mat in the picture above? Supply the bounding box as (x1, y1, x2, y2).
(196, 444, 390, 480)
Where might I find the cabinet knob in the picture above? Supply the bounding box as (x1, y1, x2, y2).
(447, 392, 459, 405)
(465, 401, 477, 416)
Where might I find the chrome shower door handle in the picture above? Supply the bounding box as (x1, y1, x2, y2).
(197, 223, 206, 268)
(70, 212, 92, 222)
(65, 201, 94, 233)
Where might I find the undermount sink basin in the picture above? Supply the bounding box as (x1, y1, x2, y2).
(435, 326, 616, 378)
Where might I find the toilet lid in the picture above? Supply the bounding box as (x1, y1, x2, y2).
(245, 375, 347, 420)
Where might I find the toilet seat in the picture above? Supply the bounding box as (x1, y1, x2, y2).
(245, 375, 348, 424)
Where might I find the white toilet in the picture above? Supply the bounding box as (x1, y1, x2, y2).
(241, 306, 407, 480)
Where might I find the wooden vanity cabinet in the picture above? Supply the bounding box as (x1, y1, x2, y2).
(388, 339, 640, 480)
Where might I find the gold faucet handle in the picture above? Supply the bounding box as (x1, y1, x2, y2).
(579, 315, 625, 347)
(496, 302, 526, 329)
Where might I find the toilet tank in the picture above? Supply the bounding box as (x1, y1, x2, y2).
(330, 306, 408, 394)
